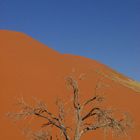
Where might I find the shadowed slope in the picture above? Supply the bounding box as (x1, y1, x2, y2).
(0, 30, 140, 140)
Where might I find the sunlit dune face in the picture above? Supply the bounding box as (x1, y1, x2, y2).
(0, 30, 140, 140)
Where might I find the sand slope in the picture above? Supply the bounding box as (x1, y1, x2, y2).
(0, 30, 140, 140)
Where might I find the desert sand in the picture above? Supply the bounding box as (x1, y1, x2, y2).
(0, 30, 140, 140)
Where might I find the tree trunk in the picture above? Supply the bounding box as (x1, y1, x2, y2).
(74, 108, 81, 140)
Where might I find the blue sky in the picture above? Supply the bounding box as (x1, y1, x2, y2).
(0, 0, 140, 81)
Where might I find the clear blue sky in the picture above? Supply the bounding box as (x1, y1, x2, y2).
(0, 0, 140, 81)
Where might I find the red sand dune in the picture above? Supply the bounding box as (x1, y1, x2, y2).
(0, 30, 140, 140)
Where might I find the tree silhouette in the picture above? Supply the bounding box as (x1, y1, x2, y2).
(8, 76, 132, 140)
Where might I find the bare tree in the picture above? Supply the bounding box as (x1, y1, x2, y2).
(8, 76, 132, 140)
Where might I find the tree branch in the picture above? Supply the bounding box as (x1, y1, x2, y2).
(82, 107, 100, 121)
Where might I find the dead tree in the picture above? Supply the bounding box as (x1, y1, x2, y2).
(8, 76, 132, 140)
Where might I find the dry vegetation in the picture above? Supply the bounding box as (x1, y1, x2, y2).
(95, 69, 140, 93)
(8, 76, 133, 140)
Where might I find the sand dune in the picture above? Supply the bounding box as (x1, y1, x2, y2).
(0, 30, 140, 140)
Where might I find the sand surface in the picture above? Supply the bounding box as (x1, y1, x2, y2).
(0, 30, 140, 140)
